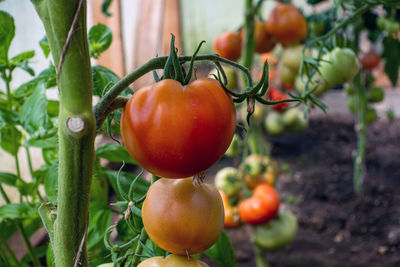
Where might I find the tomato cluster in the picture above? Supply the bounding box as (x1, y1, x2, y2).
(120, 75, 237, 264)
(214, 153, 298, 250)
(213, 3, 307, 61)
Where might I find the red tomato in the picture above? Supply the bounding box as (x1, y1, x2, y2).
(266, 3, 307, 46)
(142, 178, 224, 255)
(213, 31, 242, 61)
(267, 88, 289, 112)
(260, 52, 279, 66)
(121, 78, 236, 178)
(360, 51, 380, 70)
(238, 184, 280, 225)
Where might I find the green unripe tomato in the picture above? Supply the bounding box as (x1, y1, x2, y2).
(282, 44, 305, 71)
(278, 62, 296, 84)
(264, 112, 285, 135)
(344, 83, 356, 95)
(253, 210, 298, 251)
(281, 108, 300, 127)
(283, 109, 308, 132)
(289, 112, 308, 133)
(295, 74, 331, 95)
(208, 66, 238, 91)
(347, 95, 357, 113)
(214, 167, 242, 197)
(366, 108, 378, 124)
(319, 48, 360, 85)
(367, 87, 384, 103)
(225, 134, 243, 157)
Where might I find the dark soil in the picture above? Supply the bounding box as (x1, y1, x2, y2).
(205, 115, 400, 267)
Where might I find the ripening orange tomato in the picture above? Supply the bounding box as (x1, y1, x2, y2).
(213, 31, 242, 61)
(266, 3, 307, 46)
(238, 184, 280, 225)
(142, 178, 224, 255)
(242, 21, 277, 53)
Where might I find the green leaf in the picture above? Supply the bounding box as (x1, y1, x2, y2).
(116, 218, 136, 242)
(204, 231, 235, 267)
(92, 65, 123, 97)
(10, 50, 35, 63)
(20, 83, 52, 135)
(0, 203, 39, 219)
(87, 201, 112, 249)
(0, 108, 19, 129)
(0, 172, 17, 186)
(14, 64, 57, 98)
(96, 143, 137, 164)
(39, 36, 50, 58)
(0, 220, 16, 242)
(38, 203, 57, 245)
(0, 11, 15, 65)
(88, 23, 112, 59)
(102, 0, 113, 16)
(382, 37, 400, 86)
(44, 161, 58, 203)
(26, 132, 58, 149)
(0, 126, 21, 156)
(105, 170, 149, 200)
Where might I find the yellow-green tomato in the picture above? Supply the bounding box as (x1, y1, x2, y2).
(282, 44, 304, 71)
(225, 134, 243, 157)
(278, 62, 296, 84)
(282, 108, 301, 127)
(264, 112, 285, 135)
(367, 87, 384, 103)
(253, 210, 298, 251)
(138, 254, 209, 267)
(214, 167, 242, 197)
(208, 66, 238, 91)
(295, 74, 331, 95)
(319, 48, 360, 85)
(142, 178, 224, 255)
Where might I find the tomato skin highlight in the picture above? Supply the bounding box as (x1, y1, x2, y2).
(266, 3, 307, 46)
(121, 78, 236, 178)
(213, 31, 242, 61)
(142, 178, 224, 255)
(238, 184, 279, 225)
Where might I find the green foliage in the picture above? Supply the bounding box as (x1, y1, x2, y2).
(204, 231, 236, 267)
(0, 10, 15, 66)
(96, 143, 137, 164)
(102, 0, 113, 17)
(382, 36, 400, 86)
(89, 23, 113, 59)
(39, 36, 50, 58)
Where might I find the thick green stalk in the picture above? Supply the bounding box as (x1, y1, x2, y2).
(32, 0, 95, 266)
(353, 74, 366, 194)
(242, 0, 256, 86)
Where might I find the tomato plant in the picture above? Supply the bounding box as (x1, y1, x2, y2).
(242, 21, 276, 53)
(213, 31, 242, 61)
(266, 3, 308, 46)
(121, 78, 236, 178)
(238, 184, 280, 225)
(142, 178, 224, 255)
(138, 254, 209, 267)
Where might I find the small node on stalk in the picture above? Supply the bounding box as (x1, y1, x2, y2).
(67, 116, 85, 133)
(124, 201, 133, 220)
(192, 172, 205, 187)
